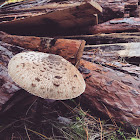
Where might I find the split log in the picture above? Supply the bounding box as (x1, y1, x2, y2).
(1, 0, 139, 24)
(0, 0, 102, 36)
(0, 0, 102, 18)
(80, 59, 140, 126)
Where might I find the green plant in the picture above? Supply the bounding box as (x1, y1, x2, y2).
(131, 138, 140, 140)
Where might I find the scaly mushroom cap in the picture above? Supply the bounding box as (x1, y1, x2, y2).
(8, 51, 86, 100)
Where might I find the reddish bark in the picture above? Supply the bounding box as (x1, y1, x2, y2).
(90, 17, 140, 34)
(0, 31, 41, 50)
(0, 0, 102, 36)
(97, 0, 139, 22)
(47, 39, 85, 66)
(80, 59, 140, 126)
(0, 31, 85, 65)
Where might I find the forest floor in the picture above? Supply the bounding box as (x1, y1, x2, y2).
(0, 98, 139, 140)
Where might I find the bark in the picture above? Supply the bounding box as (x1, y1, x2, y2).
(90, 18, 140, 34)
(1, 0, 139, 23)
(0, 32, 140, 126)
(80, 59, 140, 126)
(0, 31, 85, 65)
(62, 32, 140, 45)
(0, 42, 24, 110)
(67, 17, 140, 35)
(85, 42, 140, 57)
(97, 0, 139, 23)
(0, 0, 102, 36)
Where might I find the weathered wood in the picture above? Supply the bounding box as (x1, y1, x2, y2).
(0, 31, 86, 65)
(0, 42, 24, 110)
(62, 17, 140, 35)
(0, 0, 102, 36)
(97, 0, 139, 22)
(84, 42, 140, 57)
(90, 18, 140, 34)
(83, 43, 140, 66)
(0, 0, 102, 15)
(1, 0, 139, 23)
(62, 32, 140, 45)
(80, 59, 140, 126)
(83, 43, 140, 75)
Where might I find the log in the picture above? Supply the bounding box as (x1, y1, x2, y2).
(97, 0, 139, 22)
(83, 42, 140, 65)
(0, 42, 24, 110)
(0, 0, 102, 36)
(1, 39, 140, 126)
(0, 0, 139, 37)
(80, 59, 140, 126)
(1, 0, 138, 23)
(64, 17, 140, 35)
(0, 33, 140, 126)
(0, 31, 86, 66)
(90, 17, 140, 34)
(62, 32, 140, 45)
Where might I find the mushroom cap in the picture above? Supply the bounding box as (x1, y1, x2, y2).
(8, 51, 86, 100)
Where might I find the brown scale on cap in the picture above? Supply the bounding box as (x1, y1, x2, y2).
(8, 51, 86, 100)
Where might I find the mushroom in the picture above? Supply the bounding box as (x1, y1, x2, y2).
(8, 51, 86, 122)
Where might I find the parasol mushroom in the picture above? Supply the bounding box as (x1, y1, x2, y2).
(8, 51, 86, 122)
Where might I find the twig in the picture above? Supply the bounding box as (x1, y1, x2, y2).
(99, 118, 103, 140)
(24, 124, 31, 140)
(102, 104, 118, 127)
(11, 133, 14, 140)
(83, 126, 88, 140)
(84, 111, 99, 123)
(60, 101, 75, 114)
(27, 128, 49, 139)
(136, 128, 140, 138)
(26, 98, 37, 115)
(0, 120, 18, 133)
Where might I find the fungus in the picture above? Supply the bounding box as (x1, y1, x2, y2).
(8, 51, 86, 122)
